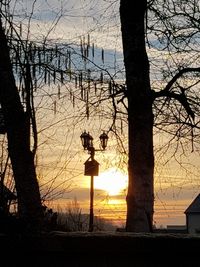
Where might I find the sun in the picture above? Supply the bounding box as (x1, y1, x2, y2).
(94, 168, 128, 196)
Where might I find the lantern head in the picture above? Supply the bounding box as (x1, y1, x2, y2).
(99, 131, 108, 150)
(80, 131, 93, 150)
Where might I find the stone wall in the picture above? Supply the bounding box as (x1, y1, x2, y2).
(1, 231, 200, 266)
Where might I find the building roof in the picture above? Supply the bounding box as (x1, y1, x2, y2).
(185, 194, 200, 214)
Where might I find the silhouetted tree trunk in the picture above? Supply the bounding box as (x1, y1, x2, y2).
(0, 18, 43, 230)
(120, 0, 154, 232)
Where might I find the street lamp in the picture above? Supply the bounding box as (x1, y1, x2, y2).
(80, 130, 109, 232)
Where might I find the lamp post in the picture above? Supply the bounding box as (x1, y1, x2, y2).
(80, 130, 108, 232)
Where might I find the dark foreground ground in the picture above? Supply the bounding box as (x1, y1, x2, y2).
(1, 231, 200, 267)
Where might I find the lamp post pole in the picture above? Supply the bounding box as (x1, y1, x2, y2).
(89, 147, 95, 232)
(89, 174, 94, 232)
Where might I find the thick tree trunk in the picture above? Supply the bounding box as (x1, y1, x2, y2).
(0, 19, 43, 230)
(120, 0, 154, 232)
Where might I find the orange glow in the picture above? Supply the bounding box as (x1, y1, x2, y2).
(95, 168, 128, 196)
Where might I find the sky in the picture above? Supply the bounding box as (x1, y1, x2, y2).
(4, 0, 200, 229)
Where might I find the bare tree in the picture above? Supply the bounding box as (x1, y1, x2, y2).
(0, 16, 44, 230)
(118, 0, 200, 232)
(0, 0, 117, 230)
(120, 0, 154, 232)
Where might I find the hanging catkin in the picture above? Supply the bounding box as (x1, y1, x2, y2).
(92, 43, 94, 58)
(19, 22, 22, 37)
(94, 82, 97, 95)
(100, 72, 103, 84)
(44, 67, 47, 84)
(86, 91, 89, 119)
(87, 69, 91, 92)
(101, 48, 104, 63)
(81, 86, 83, 100)
(58, 53, 61, 69)
(86, 105, 89, 120)
(61, 70, 64, 84)
(109, 80, 112, 95)
(80, 38, 83, 58)
(53, 69, 56, 84)
(87, 34, 90, 47)
(79, 72, 83, 98)
(38, 48, 41, 74)
(75, 76, 77, 88)
(84, 46, 87, 59)
(48, 69, 51, 86)
(53, 100, 56, 115)
(34, 78, 37, 91)
(86, 44, 89, 58)
(58, 85, 60, 99)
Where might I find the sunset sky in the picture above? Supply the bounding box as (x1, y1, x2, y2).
(7, 0, 200, 228)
